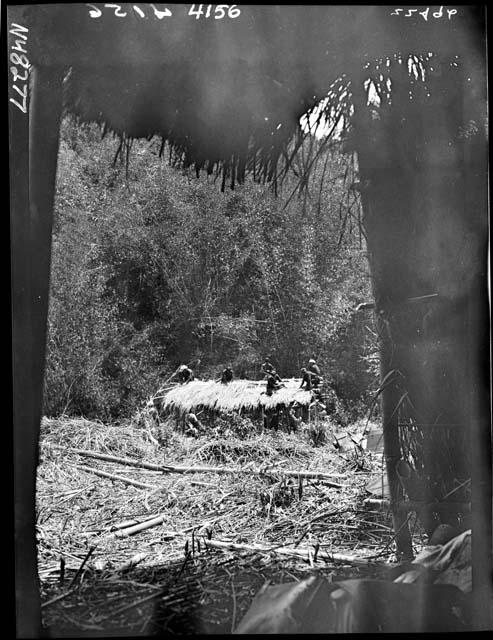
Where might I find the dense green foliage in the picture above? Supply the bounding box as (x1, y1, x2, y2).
(44, 117, 377, 419)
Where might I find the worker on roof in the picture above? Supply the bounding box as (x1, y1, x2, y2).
(300, 367, 314, 391)
(307, 358, 321, 376)
(266, 370, 283, 396)
(221, 367, 234, 384)
(177, 364, 194, 383)
(261, 355, 276, 376)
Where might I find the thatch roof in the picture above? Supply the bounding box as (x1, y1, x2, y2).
(161, 379, 312, 414)
(18, 5, 485, 190)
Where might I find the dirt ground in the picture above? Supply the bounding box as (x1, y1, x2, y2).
(36, 416, 424, 635)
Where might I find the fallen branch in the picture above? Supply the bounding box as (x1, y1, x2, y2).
(70, 449, 164, 471)
(110, 513, 162, 532)
(113, 514, 167, 537)
(76, 465, 163, 491)
(203, 539, 379, 566)
(116, 552, 149, 572)
(160, 463, 346, 487)
(69, 448, 346, 487)
(113, 512, 226, 538)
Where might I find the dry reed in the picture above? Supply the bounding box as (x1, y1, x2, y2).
(37, 415, 412, 635)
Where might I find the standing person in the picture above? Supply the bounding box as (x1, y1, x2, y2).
(177, 364, 194, 383)
(307, 359, 322, 389)
(307, 358, 321, 377)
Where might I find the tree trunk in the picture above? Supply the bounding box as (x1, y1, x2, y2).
(352, 58, 489, 564)
(11, 63, 64, 636)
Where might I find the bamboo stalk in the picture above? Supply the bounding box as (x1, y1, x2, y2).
(71, 449, 164, 471)
(70, 447, 346, 485)
(116, 552, 149, 572)
(110, 513, 162, 531)
(161, 463, 345, 486)
(203, 539, 378, 566)
(113, 512, 225, 538)
(113, 514, 167, 537)
(76, 465, 161, 491)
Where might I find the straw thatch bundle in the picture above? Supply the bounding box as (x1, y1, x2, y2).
(161, 379, 312, 415)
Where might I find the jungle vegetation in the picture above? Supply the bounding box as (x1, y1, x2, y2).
(44, 116, 378, 420)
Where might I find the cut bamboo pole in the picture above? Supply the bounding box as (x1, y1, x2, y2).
(203, 539, 379, 566)
(160, 464, 346, 487)
(69, 447, 346, 486)
(116, 552, 149, 572)
(113, 513, 226, 538)
(70, 448, 347, 481)
(76, 465, 162, 491)
(110, 513, 162, 531)
(70, 449, 164, 471)
(113, 514, 167, 537)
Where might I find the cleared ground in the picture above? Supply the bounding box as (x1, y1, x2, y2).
(36, 415, 421, 635)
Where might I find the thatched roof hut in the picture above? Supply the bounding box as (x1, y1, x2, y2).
(161, 379, 312, 415)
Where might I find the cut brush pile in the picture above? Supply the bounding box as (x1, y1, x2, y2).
(37, 415, 420, 635)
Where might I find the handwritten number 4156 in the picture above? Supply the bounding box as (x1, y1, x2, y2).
(188, 5, 241, 19)
(391, 7, 457, 20)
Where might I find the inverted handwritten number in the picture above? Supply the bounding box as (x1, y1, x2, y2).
(10, 97, 27, 113)
(105, 4, 127, 17)
(433, 6, 443, 18)
(447, 9, 457, 19)
(151, 4, 172, 18)
(215, 5, 228, 19)
(10, 65, 29, 82)
(390, 9, 403, 15)
(11, 52, 30, 68)
(405, 9, 417, 17)
(13, 83, 28, 99)
(133, 5, 145, 17)
(419, 8, 429, 20)
(86, 4, 102, 18)
(188, 4, 204, 19)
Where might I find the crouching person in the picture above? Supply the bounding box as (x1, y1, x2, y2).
(184, 412, 202, 437)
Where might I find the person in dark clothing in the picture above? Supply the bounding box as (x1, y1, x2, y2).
(221, 367, 234, 384)
(184, 412, 202, 437)
(261, 356, 276, 376)
(307, 358, 321, 376)
(307, 359, 322, 388)
(300, 368, 313, 391)
(287, 402, 302, 433)
(177, 364, 194, 383)
(266, 371, 282, 396)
